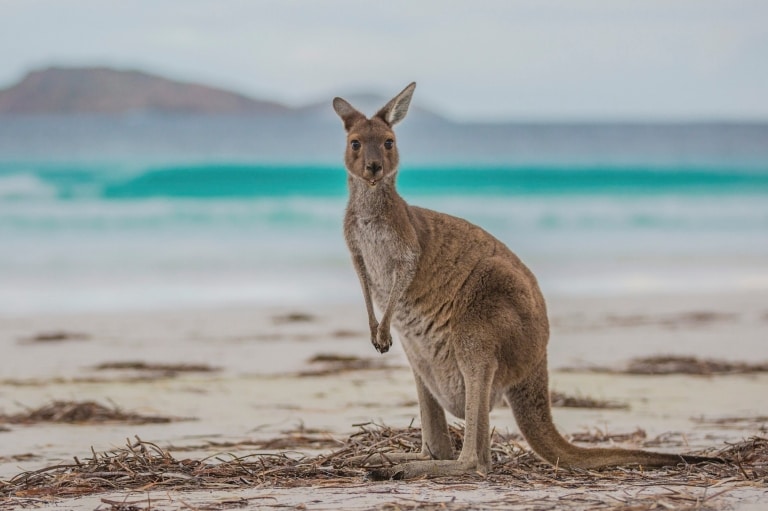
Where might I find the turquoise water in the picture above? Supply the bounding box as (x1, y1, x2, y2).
(2, 160, 767, 314)
(3, 162, 768, 200)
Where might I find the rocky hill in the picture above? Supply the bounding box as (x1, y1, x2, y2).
(0, 67, 290, 115)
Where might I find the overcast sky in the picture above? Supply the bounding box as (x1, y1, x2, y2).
(1, 0, 766, 121)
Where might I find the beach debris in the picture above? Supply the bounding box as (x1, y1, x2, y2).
(0, 453, 40, 463)
(692, 415, 768, 433)
(0, 435, 361, 498)
(0, 400, 186, 426)
(567, 427, 647, 445)
(606, 311, 738, 329)
(299, 353, 391, 376)
(93, 361, 219, 377)
(552, 311, 738, 332)
(19, 330, 89, 344)
(0, 425, 763, 501)
(563, 355, 768, 376)
(330, 329, 365, 338)
(624, 355, 768, 375)
(550, 391, 629, 410)
(97, 496, 157, 511)
(1, 375, 172, 387)
(168, 424, 341, 453)
(272, 312, 315, 324)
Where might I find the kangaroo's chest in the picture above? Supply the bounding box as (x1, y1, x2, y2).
(349, 217, 406, 304)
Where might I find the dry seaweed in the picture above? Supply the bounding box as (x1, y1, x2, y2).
(0, 375, 169, 387)
(624, 356, 768, 375)
(1, 424, 765, 502)
(0, 400, 185, 425)
(605, 311, 738, 329)
(552, 311, 738, 333)
(308, 354, 364, 363)
(97, 496, 157, 511)
(0, 453, 40, 463)
(564, 355, 768, 375)
(19, 331, 89, 344)
(169, 425, 342, 453)
(93, 361, 220, 375)
(272, 312, 315, 324)
(0, 436, 362, 498)
(566, 427, 647, 445)
(299, 353, 391, 376)
(693, 415, 768, 433)
(550, 391, 629, 410)
(331, 329, 365, 338)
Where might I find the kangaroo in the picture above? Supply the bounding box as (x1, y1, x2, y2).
(332, 82, 719, 480)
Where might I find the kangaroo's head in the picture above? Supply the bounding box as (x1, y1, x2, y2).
(332, 82, 416, 187)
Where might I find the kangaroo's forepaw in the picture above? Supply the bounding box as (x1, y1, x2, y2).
(373, 327, 392, 354)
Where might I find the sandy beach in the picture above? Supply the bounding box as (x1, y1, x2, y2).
(1, 289, 766, 510)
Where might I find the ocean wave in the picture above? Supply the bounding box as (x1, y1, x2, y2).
(93, 164, 768, 198)
(0, 173, 58, 200)
(2, 162, 768, 202)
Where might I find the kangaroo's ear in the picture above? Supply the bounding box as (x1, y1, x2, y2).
(375, 82, 416, 126)
(333, 97, 365, 132)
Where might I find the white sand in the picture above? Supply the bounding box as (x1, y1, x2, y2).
(1, 290, 767, 509)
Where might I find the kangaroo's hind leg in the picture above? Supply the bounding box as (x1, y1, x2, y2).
(411, 371, 455, 460)
(368, 347, 498, 479)
(351, 373, 454, 467)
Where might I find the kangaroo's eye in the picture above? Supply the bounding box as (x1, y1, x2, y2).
(350, 140, 361, 150)
(384, 139, 394, 150)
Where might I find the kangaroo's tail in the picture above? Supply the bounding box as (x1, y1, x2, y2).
(506, 357, 722, 469)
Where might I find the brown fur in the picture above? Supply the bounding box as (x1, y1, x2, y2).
(332, 83, 719, 480)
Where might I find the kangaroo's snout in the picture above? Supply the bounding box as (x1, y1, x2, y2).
(366, 161, 383, 175)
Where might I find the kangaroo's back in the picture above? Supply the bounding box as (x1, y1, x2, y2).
(405, 206, 525, 295)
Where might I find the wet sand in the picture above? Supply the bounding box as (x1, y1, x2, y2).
(1, 291, 767, 510)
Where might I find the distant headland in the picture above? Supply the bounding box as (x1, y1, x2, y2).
(0, 67, 447, 119)
(0, 67, 293, 115)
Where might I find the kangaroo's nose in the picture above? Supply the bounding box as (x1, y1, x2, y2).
(366, 162, 383, 175)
